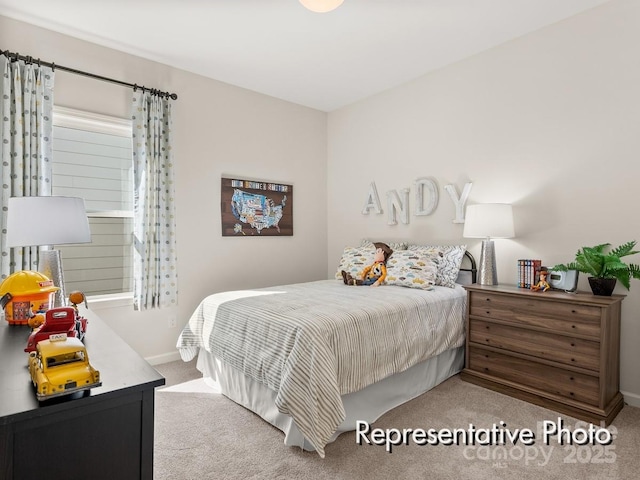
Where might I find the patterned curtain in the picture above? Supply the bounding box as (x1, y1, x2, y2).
(131, 90, 178, 310)
(0, 54, 55, 281)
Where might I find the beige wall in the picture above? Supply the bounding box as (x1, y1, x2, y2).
(327, 0, 640, 404)
(0, 16, 328, 362)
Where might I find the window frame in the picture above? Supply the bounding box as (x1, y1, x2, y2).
(52, 106, 134, 306)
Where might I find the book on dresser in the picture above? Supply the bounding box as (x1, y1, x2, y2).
(460, 284, 624, 426)
(517, 259, 542, 289)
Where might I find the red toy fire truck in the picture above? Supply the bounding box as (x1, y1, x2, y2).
(24, 306, 88, 353)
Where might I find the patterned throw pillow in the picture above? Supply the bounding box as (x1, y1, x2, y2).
(360, 239, 408, 251)
(407, 244, 467, 288)
(335, 246, 375, 280)
(385, 250, 439, 290)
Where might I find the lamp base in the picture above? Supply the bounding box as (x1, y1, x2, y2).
(478, 240, 498, 286)
(39, 250, 66, 307)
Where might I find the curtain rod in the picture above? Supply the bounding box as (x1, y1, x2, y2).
(0, 48, 178, 100)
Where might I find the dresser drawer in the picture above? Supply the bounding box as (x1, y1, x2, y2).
(469, 319, 600, 371)
(469, 292, 601, 338)
(468, 346, 600, 406)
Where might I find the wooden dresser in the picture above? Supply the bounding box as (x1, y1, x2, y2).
(461, 284, 624, 425)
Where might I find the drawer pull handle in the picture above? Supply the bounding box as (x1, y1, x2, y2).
(570, 377, 574, 381)
(571, 325, 576, 329)
(571, 343, 575, 347)
(569, 392, 575, 396)
(571, 358, 575, 362)
(571, 310, 576, 313)
(485, 338, 490, 343)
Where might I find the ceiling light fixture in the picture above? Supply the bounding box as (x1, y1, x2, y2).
(299, 0, 344, 13)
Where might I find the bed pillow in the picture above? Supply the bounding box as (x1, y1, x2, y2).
(360, 239, 408, 251)
(335, 246, 375, 280)
(407, 244, 466, 288)
(385, 250, 439, 290)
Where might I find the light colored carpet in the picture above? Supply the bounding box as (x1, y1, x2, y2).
(154, 359, 640, 480)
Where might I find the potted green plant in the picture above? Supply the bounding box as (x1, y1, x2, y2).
(552, 241, 640, 296)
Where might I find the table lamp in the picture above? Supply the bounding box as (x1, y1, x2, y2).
(463, 203, 515, 285)
(6, 196, 91, 306)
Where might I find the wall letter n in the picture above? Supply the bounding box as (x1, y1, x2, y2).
(387, 188, 410, 225)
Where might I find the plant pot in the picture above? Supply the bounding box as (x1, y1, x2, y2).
(588, 277, 617, 296)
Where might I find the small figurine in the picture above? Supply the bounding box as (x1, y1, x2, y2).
(341, 242, 393, 287)
(27, 312, 45, 329)
(68, 290, 88, 311)
(531, 269, 551, 292)
(68, 291, 89, 342)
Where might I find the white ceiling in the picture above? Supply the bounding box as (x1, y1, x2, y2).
(0, 0, 612, 112)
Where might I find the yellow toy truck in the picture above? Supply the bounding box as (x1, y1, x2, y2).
(28, 336, 101, 401)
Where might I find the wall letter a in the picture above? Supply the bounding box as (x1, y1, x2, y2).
(362, 181, 383, 214)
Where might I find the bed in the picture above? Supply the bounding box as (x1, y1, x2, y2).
(177, 246, 476, 457)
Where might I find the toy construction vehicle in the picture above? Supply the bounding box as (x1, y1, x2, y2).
(28, 336, 101, 401)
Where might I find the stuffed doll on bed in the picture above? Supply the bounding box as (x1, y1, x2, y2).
(341, 242, 393, 287)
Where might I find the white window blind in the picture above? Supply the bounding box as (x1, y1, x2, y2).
(52, 107, 133, 296)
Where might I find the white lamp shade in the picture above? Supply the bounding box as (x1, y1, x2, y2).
(6, 196, 91, 247)
(463, 204, 515, 239)
(299, 0, 344, 13)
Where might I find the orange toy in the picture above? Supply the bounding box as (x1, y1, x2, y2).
(0, 271, 59, 325)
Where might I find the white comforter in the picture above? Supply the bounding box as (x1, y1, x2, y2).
(177, 280, 466, 457)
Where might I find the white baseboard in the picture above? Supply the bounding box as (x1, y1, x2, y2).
(622, 390, 640, 408)
(145, 350, 182, 366)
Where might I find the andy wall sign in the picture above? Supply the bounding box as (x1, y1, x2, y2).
(362, 178, 472, 225)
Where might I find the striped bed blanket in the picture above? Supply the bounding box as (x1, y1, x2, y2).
(177, 280, 466, 457)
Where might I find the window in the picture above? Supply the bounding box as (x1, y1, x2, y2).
(52, 107, 133, 297)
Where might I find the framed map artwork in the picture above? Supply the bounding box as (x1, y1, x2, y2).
(221, 177, 293, 236)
